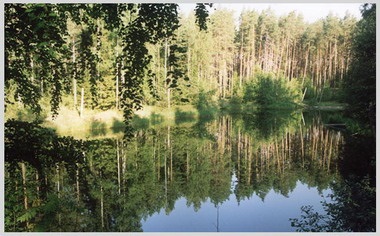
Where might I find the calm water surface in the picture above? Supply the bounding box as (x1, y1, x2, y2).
(142, 179, 332, 232)
(4, 110, 375, 232)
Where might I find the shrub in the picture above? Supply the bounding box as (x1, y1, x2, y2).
(243, 73, 302, 108)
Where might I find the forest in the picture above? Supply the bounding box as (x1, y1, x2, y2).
(4, 3, 376, 233)
(5, 3, 375, 128)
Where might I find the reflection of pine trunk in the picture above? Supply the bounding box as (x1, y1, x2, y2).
(247, 136, 252, 184)
(237, 128, 241, 179)
(299, 124, 304, 162)
(288, 131, 292, 160)
(117, 139, 121, 194)
(170, 147, 173, 182)
(156, 137, 161, 181)
(76, 163, 80, 202)
(35, 172, 40, 201)
(328, 132, 333, 171)
(167, 126, 173, 181)
(56, 163, 61, 228)
(21, 162, 29, 228)
(165, 127, 169, 204)
(121, 139, 126, 188)
(164, 150, 168, 208)
(56, 164, 60, 194)
(323, 130, 329, 168)
(275, 138, 280, 172)
(186, 150, 189, 181)
(241, 116, 344, 184)
(101, 184, 104, 230)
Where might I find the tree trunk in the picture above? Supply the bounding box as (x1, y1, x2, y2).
(187, 47, 191, 79)
(72, 37, 77, 109)
(117, 139, 121, 194)
(80, 88, 84, 118)
(115, 36, 119, 110)
(164, 38, 171, 109)
(239, 31, 243, 88)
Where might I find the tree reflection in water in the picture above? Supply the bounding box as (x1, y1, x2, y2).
(5, 111, 370, 232)
(290, 133, 375, 232)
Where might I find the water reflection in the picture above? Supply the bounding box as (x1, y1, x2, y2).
(5, 111, 361, 232)
(290, 133, 376, 232)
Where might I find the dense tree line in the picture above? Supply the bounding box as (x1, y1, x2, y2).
(290, 5, 376, 232)
(5, 3, 362, 123)
(150, 7, 358, 103)
(235, 9, 357, 98)
(343, 3, 376, 132)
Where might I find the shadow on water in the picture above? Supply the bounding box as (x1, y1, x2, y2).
(90, 119, 107, 136)
(111, 118, 125, 134)
(174, 108, 196, 125)
(132, 115, 150, 130)
(195, 89, 219, 121)
(150, 112, 164, 125)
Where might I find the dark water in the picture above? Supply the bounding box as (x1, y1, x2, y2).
(4, 110, 375, 232)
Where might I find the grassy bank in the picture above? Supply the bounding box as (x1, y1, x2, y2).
(6, 99, 347, 140)
(41, 105, 200, 139)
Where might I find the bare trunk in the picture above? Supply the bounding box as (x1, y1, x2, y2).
(164, 38, 171, 109)
(80, 88, 84, 118)
(117, 139, 121, 194)
(239, 31, 243, 88)
(72, 37, 77, 109)
(115, 36, 119, 110)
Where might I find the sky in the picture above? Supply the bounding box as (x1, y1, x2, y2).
(178, 3, 363, 23)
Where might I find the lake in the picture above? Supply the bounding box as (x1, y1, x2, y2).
(4, 109, 375, 232)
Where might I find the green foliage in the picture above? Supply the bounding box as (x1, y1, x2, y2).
(220, 96, 242, 115)
(120, 4, 185, 125)
(290, 131, 376, 232)
(343, 3, 376, 132)
(5, 3, 210, 126)
(194, 3, 213, 30)
(290, 205, 331, 232)
(290, 176, 375, 232)
(243, 73, 302, 108)
(5, 4, 70, 117)
(4, 120, 90, 231)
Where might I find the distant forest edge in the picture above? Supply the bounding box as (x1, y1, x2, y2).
(5, 3, 376, 132)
